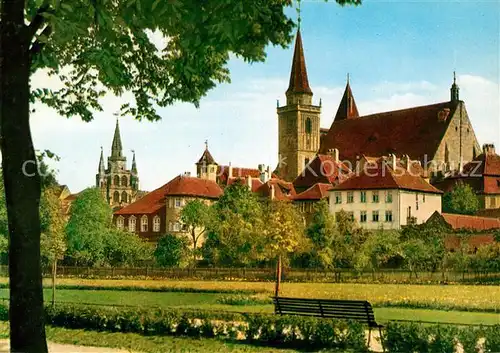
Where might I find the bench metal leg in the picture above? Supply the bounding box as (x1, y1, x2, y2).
(367, 327, 372, 348)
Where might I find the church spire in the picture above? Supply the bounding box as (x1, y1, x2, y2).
(98, 146, 105, 173)
(451, 71, 460, 102)
(334, 76, 359, 122)
(111, 119, 124, 159)
(131, 150, 137, 174)
(286, 29, 312, 101)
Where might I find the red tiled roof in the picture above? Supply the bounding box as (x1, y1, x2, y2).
(320, 101, 461, 162)
(292, 183, 333, 201)
(115, 175, 222, 215)
(256, 179, 296, 201)
(286, 30, 312, 95)
(293, 154, 353, 190)
(444, 234, 495, 251)
(333, 157, 442, 194)
(218, 166, 278, 185)
(334, 82, 359, 122)
(441, 213, 500, 231)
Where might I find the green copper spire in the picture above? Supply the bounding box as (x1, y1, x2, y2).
(111, 119, 124, 159)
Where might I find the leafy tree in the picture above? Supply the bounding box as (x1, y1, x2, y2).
(401, 222, 447, 272)
(105, 229, 154, 267)
(263, 201, 308, 296)
(203, 182, 266, 267)
(154, 234, 190, 268)
(65, 188, 112, 266)
(355, 230, 401, 276)
(442, 182, 480, 215)
(443, 242, 471, 276)
(39, 187, 66, 307)
(399, 239, 429, 278)
(1, 0, 361, 348)
(180, 199, 212, 265)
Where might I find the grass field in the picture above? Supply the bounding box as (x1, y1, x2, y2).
(0, 322, 299, 353)
(24, 278, 500, 312)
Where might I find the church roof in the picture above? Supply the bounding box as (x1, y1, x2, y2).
(196, 148, 217, 165)
(441, 213, 500, 231)
(334, 82, 359, 122)
(292, 183, 333, 201)
(293, 154, 353, 190)
(332, 157, 442, 194)
(286, 30, 312, 95)
(320, 100, 461, 162)
(115, 175, 222, 215)
(217, 166, 278, 185)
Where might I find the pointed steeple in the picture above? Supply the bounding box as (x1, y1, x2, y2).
(450, 71, 460, 102)
(111, 119, 124, 159)
(334, 78, 359, 122)
(131, 150, 137, 174)
(196, 140, 217, 166)
(98, 146, 105, 173)
(286, 30, 312, 100)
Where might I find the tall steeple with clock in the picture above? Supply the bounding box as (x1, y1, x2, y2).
(277, 29, 321, 182)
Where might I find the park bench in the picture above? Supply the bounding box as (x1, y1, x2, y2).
(272, 296, 385, 350)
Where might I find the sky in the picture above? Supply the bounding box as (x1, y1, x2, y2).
(30, 0, 500, 193)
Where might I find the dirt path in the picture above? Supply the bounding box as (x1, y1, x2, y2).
(0, 340, 135, 353)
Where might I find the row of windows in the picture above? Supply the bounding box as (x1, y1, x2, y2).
(116, 215, 161, 233)
(113, 191, 129, 203)
(113, 175, 129, 187)
(336, 210, 394, 223)
(334, 191, 393, 204)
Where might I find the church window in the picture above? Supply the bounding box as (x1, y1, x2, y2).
(121, 176, 128, 186)
(141, 215, 148, 232)
(129, 216, 136, 232)
(113, 191, 120, 203)
(116, 216, 124, 229)
(114, 175, 120, 186)
(121, 191, 128, 203)
(305, 118, 312, 134)
(153, 216, 161, 232)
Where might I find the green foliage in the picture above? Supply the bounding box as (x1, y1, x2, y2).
(180, 199, 212, 262)
(105, 229, 154, 267)
(458, 327, 481, 353)
(355, 230, 401, 272)
(65, 188, 112, 266)
(40, 186, 67, 265)
(203, 182, 266, 267)
(483, 325, 500, 353)
(443, 182, 480, 215)
(154, 234, 190, 268)
(469, 243, 500, 272)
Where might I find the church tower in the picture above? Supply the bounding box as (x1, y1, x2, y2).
(96, 119, 139, 210)
(277, 30, 321, 181)
(333, 76, 360, 122)
(196, 141, 218, 182)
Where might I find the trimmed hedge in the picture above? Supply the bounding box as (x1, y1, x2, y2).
(383, 322, 500, 353)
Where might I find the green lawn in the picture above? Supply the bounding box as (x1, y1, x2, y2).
(0, 322, 301, 353)
(1, 288, 498, 326)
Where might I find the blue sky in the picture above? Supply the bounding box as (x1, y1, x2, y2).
(30, 0, 500, 193)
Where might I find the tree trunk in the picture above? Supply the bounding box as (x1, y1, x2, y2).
(192, 229, 197, 268)
(274, 255, 282, 297)
(0, 0, 48, 351)
(51, 259, 57, 308)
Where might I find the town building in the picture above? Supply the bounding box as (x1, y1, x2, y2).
(113, 174, 222, 243)
(433, 144, 500, 210)
(329, 155, 442, 229)
(96, 120, 142, 210)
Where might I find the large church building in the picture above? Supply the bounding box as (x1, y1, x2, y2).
(278, 29, 481, 183)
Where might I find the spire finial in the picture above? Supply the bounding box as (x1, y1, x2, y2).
(319, 98, 322, 107)
(347, 73, 350, 84)
(205, 140, 208, 150)
(453, 71, 456, 84)
(451, 71, 460, 102)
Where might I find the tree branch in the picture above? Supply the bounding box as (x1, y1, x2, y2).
(27, 1, 52, 41)
(29, 24, 52, 58)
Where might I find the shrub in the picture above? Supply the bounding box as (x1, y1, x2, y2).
(429, 325, 457, 353)
(458, 327, 481, 353)
(384, 322, 430, 353)
(484, 325, 500, 353)
(154, 234, 190, 268)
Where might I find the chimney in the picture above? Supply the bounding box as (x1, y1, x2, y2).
(270, 184, 275, 200)
(403, 155, 411, 171)
(184, 171, 191, 177)
(228, 162, 233, 179)
(258, 164, 267, 183)
(483, 144, 495, 155)
(389, 154, 397, 170)
(328, 148, 339, 163)
(246, 175, 252, 190)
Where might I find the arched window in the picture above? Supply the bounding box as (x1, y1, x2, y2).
(116, 216, 124, 229)
(121, 191, 128, 203)
(121, 175, 128, 186)
(305, 118, 312, 134)
(114, 175, 120, 186)
(153, 216, 161, 232)
(128, 216, 136, 232)
(141, 215, 148, 232)
(113, 191, 120, 203)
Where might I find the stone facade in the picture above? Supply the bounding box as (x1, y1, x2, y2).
(96, 120, 140, 210)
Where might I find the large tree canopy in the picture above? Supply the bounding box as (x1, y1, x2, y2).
(1, 0, 361, 350)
